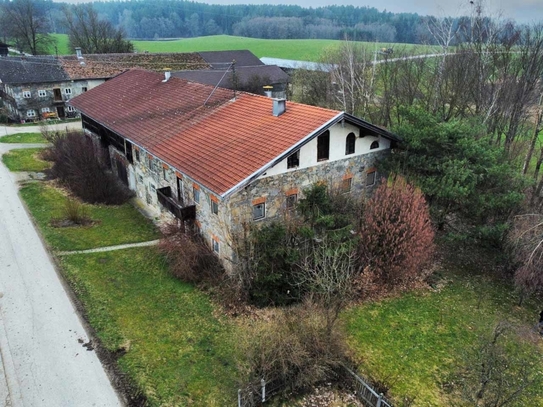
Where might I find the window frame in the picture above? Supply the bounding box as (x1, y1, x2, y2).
(253, 202, 266, 220)
(286, 194, 297, 209)
(66, 106, 76, 113)
(370, 140, 380, 150)
(366, 170, 376, 187)
(41, 107, 51, 113)
(64, 88, 72, 95)
(22, 90, 31, 98)
(193, 187, 200, 203)
(212, 238, 220, 254)
(26, 109, 36, 118)
(345, 132, 356, 155)
(38, 89, 47, 97)
(287, 150, 300, 169)
(211, 200, 219, 215)
(342, 177, 352, 193)
(317, 130, 330, 161)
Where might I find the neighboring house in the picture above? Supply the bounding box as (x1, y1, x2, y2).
(174, 50, 289, 97)
(0, 51, 208, 122)
(69, 69, 399, 268)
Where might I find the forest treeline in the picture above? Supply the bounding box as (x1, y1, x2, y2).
(0, 0, 474, 44)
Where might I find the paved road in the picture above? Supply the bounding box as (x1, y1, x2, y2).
(0, 143, 122, 407)
(0, 121, 82, 136)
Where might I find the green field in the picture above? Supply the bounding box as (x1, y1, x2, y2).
(0, 132, 46, 144)
(50, 33, 71, 55)
(49, 34, 432, 62)
(2, 148, 51, 172)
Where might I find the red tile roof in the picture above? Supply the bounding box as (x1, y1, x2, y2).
(70, 69, 341, 196)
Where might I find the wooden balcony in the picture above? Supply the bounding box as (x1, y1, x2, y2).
(157, 186, 195, 221)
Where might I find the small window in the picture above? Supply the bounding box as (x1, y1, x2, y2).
(64, 88, 72, 95)
(212, 238, 220, 254)
(162, 167, 167, 180)
(66, 106, 76, 113)
(22, 90, 31, 98)
(38, 90, 47, 97)
(253, 202, 266, 220)
(342, 178, 352, 193)
(211, 200, 219, 215)
(287, 150, 300, 169)
(370, 141, 379, 150)
(82, 87, 88, 92)
(41, 107, 50, 113)
(138, 174, 143, 183)
(286, 194, 297, 209)
(26, 109, 36, 117)
(317, 130, 330, 161)
(150, 183, 156, 193)
(135, 149, 140, 162)
(193, 187, 200, 203)
(345, 132, 356, 155)
(366, 171, 376, 186)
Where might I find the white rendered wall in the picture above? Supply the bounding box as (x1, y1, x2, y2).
(262, 121, 391, 178)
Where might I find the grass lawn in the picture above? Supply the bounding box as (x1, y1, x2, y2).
(60, 248, 239, 406)
(2, 148, 50, 172)
(343, 252, 543, 406)
(20, 182, 159, 251)
(0, 132, 46, 143)
(49, 33, 71, 55)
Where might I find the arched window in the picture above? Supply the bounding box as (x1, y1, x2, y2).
(345, 132, 356, 155)
(370, 141, 379, 150)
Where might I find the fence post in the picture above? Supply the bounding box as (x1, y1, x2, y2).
(377, 393, 383, 407)
(261, 378, 266, 402)
(238, 389, 241, 407)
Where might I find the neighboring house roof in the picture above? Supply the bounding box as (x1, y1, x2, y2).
(70, 69, 346, 196)
(0, 56, 69, 84)
(59, 52, 209, 80)
(198, 50, 264, 69)
(260, 57, 331, 72)
(171, 65, 289, 88)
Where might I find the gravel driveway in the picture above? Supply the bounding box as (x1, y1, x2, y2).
(0, 143, 121, 407)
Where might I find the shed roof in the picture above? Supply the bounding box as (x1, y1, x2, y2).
(198, 50, 264, 69)
(171, 65, 289, 88)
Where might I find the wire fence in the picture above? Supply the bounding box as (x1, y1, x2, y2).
(237, 365, 394, 407)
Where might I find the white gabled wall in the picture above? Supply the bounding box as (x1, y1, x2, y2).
(261, 121, 391, 178)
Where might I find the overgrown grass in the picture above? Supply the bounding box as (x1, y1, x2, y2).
(0, 132, 46, 143)
(2, 148, 50, 172)
(20, 182, 159, 251)
(343, 252, 543, 406)
(60, 248, 239, 406)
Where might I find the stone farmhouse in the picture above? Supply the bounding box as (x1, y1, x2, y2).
(69, 69, 399, 265)
(0, 49, 287, 122)
(0, 51, 208, 122)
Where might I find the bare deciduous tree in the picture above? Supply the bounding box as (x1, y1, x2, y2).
(0, 0, 54, 55)
(62, 4, 133, 54)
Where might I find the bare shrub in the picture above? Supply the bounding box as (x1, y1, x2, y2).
(359, 175, 435, 291)
(158, 221, 223, 284)
(508, 213, 543, 303)
(238, 301, 347, 394)
(48, 131, 133, 205)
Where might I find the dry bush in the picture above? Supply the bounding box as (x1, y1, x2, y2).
(359, 175, 435, 291)
(508, 213, 543, 303)
(238, 301, 348, 394)
(158, 221, 223, 284)
(47, 132, 133, 205)
(63, 197, 91, 225)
